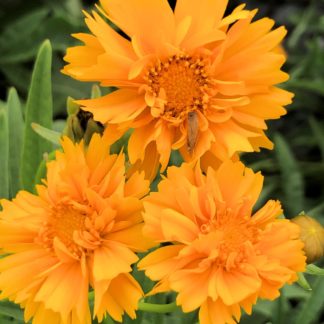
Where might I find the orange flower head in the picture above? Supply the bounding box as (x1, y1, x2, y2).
(0, 134, 153, 324)
(63, 0, 293, 177)
(138, 161, 306, 324)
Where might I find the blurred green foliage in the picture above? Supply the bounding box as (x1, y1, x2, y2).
(0, 0, 324, 323)
(0, 0, 92, 117)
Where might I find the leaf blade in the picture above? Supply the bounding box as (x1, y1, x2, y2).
(274, 133, 304, 216)
(0, 103, 9, 199)
(31, 123, 61, 146)
(7, 87, 24, 198)
(20, 40, 53, 192)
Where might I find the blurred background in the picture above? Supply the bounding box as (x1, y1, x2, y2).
(0, 0, 324, 323)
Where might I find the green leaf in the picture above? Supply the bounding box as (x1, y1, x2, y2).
(0, 9, 49, 64)
(307, 201, 324, 218)
(272, 289, 290, 324)
(309, 116, 324, 160)
(7, 88, 24, 198)
(31, 123, 61, 146)
(287, 4, 315, 49)
(282, 283, 311, 299)
(0, 300, 24, 321)
(295, 276, 324, 324)
(305, 264, 324, 276)
(91, 84, 102, 99)
(287, 79, 324, 97)
(20, 40, 53, 192)
(0, 104, 9, 199)
(64, 0, 83, 20)
(274, 133, 304, 216)
(296, 272, 312, 291)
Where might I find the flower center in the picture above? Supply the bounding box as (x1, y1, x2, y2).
(36, 204, 94, 257)
(53, 206, 86, 248)
(145, 54, 211, 121)
(199, 211, 259, 269)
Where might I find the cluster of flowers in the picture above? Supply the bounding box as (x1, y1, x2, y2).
(0, 1, 309, 323)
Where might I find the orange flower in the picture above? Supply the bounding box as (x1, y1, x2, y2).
(0, 134, 153, 323)
(138, 161, 305, 324)
(63, 0, 293, 177)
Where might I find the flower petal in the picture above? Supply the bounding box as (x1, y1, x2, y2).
(77, 89, 147, 124)
(100, 0, 175, 54)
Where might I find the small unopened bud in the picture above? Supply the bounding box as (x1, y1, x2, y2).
(84, 119, 104, 145)
(292, 215, 324, 263)
(63, 97, 103, 144)
(64, 115, 84, 142)
(66, 96, 80, 115)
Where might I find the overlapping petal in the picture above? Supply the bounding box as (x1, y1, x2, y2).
(0, 134, 154, 323)
(138, 161, 306, 324)
(63, 0, 293, 179)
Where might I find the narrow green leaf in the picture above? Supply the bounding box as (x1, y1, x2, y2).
(287, 4, 315, 49)
(287, 79, 324, 96)
(7, 87, 23, 198)
(0, 300, 24, 321)
(296, 272, 312, 291)
(254, 181, 279, 211)
(20, 40, 53, 192)
(0, 316, 22, 324)
(31, 123, 61, 146)
(0, 104, 9, 199)
(91, 84, 102, 99)
(295, 276, 324, 324)
(272, 289, 290, 324)
(274, 133, 304, 216)
(309, 116, 324, 160)
(307, 201, 324, 218)
(305, 264, 324, 276)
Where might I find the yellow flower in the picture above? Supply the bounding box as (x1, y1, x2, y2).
(138, 161, 305, 324)
(0, 134, 153, 323)
(63, 0, 293, 178)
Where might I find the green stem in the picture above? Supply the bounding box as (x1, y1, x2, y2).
(137, 301, 178, 314)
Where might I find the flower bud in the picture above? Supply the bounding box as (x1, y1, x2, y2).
(292, 215, 324, 263)
(63, 97, 103, 144)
